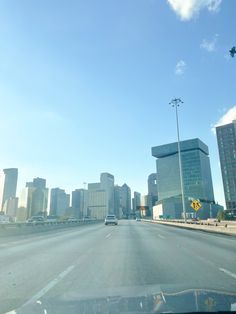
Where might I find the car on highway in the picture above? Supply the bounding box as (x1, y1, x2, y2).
(104, 214, 118, 225)
(27, 216, 45, 224)
(136, 217, 141, 221)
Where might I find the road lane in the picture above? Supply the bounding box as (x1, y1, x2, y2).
(1, 220, 236, 313)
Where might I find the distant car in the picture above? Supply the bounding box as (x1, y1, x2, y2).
(136, 217, 141, 222)
(67, 217, 77, 222)
(105, 215, 118, 225)
(27, 216, 45, 224)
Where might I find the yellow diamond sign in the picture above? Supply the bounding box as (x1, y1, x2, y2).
(191, 199, 202, 211)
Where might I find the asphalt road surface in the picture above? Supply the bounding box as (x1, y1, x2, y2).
(1, 220, 236, 313)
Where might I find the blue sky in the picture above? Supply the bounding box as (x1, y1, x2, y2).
(0, 0, 235, 206)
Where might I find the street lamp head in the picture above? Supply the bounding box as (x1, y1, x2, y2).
(169, 98, 184, 107)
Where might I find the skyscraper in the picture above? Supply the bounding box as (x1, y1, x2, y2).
(17, 177, 48, 221)
(216, 121, 236, 211)
(132, 191, 141, 213)
(147, 173, 158, 216)
(50, 188, 70, 217)
(152, 138, 219, 219)
(120, 184, 131, 217)
(0, 168, 18, 212)
(87, 173, 115, 219)
(72, 189, 88, 218)
(100, 173, 115, 213)
(114, 183, 131, 218)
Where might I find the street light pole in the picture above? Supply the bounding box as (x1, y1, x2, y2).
(169, 98, 187, 223)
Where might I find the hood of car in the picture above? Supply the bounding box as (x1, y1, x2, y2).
(10, 285, 236, 314)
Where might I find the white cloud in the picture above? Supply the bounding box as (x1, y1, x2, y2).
(167, 0, 222, 21)
(200, 34, 218, 52)
(175, 60, 186, 75)
(212, 106, 236, 133)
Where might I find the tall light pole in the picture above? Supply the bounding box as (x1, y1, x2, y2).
(169, 98, 187, 222)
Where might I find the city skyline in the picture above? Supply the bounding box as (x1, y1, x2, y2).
(0, 0, 235, 207)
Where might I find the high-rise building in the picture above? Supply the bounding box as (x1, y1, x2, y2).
(17, 177, 48, 221)
(50, 188, 70, 217)
(114, 185, 122, 218)
(33, 177, 46, 189)
(147, 173, 158, 216)
(216, 121, 236, 211)
(0, 168, 18, 212)
(152, 138, 221, 219)
(87, 173, 115, 219)
(100, 173, 115, 213)
(114, 183, 131, 218)
(72, 189, 88, 218)
(132, 191, 141, 212)
(120, 183, 131, 217)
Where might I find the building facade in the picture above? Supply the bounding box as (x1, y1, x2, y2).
(147, 173, 158, 216)
(50, 188, 70, 217)
(216, 121, 236, 211)
(152, 138, 219, 219)
(71, 189, 88, 218)
(17, 177, 48, 221)
(0, 168, 18, 212)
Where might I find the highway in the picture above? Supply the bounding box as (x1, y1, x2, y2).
(1, 220, 236, 313)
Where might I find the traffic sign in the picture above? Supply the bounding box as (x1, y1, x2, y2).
(191, 199, 202, 211)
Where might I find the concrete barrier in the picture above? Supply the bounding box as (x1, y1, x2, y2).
(0, 219, 102, 237)
(142, 219, 236, 236)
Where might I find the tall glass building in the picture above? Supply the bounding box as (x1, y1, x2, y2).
(216, 121, 236, 211)
(0, 168, 18, 211)
(152, 139, 217, 218)
(152, 138, 214, 202)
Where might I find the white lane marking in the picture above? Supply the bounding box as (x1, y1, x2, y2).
(23, 264, 75, 307)
(105, 233, 111, 239)
(158, 234, 165, 239)
(219, 268, 236, 280)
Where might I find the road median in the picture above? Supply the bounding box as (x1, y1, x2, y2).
(142, 219, 236, 236)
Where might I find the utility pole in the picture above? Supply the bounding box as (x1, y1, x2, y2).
(169, 98, 187, 222)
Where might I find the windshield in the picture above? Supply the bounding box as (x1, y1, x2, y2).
(0, 0, 236, 313)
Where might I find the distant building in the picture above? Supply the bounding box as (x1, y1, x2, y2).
(50, 188, 70, 217)
(114, 186, 122, 218)
(3, 197, 18, 219)
(132, 191, 141, 214)
(33, 177, 46, 189)
(72, 189, 88, 218)
(114, 183, 131, 218)
(147, 173, 158, 216)
(152, 138, 222, 219)
(87, 173, 115, 219)
(17, 177, 48, 221)
(216, 121, 236, 211)
(0, 168, 18, 212)
(100, 173, 115, 213)
(120, 184, 131, 217)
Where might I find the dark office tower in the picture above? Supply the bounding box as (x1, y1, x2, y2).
(72, 189, 88, 219)
(0, 168, 18, 211)
(151, 138, 221, 219)
(120, 184, 131, 216)
(147, 173, 158, 215)
(50, 188, 70, 217)
(216, 121, 236, 211)
(33, 177, 46, 189)
(132, 191, 141, 212)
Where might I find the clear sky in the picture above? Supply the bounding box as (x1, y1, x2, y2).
(0, 0, 235, 206)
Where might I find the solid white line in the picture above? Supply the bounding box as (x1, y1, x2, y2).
(23, 264, 75, 306)
(219, 267, 236, 280)
(105, 233, 111, 239)
(158, 234, 165, 239)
